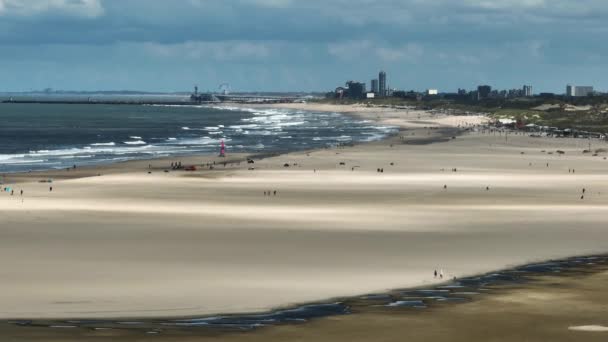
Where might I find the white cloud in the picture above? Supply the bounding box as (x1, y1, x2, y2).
(143, 41, 274, 61)
(244, 0, 294, 8)
(328, 40, 424, 63)
(464, 0, 547, 10)
(0, 0, 104, 18)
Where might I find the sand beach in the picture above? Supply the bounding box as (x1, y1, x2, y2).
(2, 103, 608, 339)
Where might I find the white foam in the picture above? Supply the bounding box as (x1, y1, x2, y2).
(0, 154, 26, 161)
(0, 159, 45, 164)
(124, 140, 147, 145)
(129, 136, 142, 139)
(91, 142, 116, 146)
(176, 137, 230, 146)
(229, 124, 259, 129)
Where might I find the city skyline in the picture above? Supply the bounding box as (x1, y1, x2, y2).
(0, 0, 607, 93)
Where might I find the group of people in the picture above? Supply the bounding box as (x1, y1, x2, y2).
(1, 187, 25, 200)
(263, 190, 278, 196)
(434, 269, 444, 279)
(1, 187, 22, 196)
(581, 188, 586, 200)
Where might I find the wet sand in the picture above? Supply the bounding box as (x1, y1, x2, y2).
(3, 257, 608, 341)
(1, 103, 608, 339)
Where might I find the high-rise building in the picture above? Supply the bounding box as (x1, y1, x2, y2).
(566, 85, 575, 97)
(371, 79, 379, 94)
(567, 85, 594, 97)
(477, 85, 492, 99)
(523, 85, 533, 97)
(379, 71, 387, 97)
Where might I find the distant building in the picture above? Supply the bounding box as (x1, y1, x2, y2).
(523, 85, 533, 97)
(335, 87, 346, 99)
(379, 71, 387, 97)
(345, 81, 366, 99)
(477, 85, 492, 99)
(366, 92, 375, 99)
(567, 85, 593, 97)
(508, 88, 523, 98)
(471, 91, 480, 101)
(566, 85, 574, 97)
(371, 79, 379, 94)
(426, 89, 438, 96)
(457, 88, 467, 95)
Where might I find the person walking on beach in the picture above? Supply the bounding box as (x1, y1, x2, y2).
(440, 269, 444, 279)
(434, 270, 437, 278)
(49, 186, 53, 192)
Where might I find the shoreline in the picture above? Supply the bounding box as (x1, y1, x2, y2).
(4, 253, 608, 340)
(1, 103, 405, 182)
(1, 101, 487, 182)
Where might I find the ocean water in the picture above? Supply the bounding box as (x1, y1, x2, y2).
(0, 102, 398, 173)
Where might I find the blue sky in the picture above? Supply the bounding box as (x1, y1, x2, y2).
(0, 0, 606, 93)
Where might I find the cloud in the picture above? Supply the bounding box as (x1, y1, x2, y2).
(0, 0, 104, 18)
(245, 0, 294, 8)
(328, 40, 423, 63)
(1, 0, 608, 92)
(464, 0, 546, 10)
(143, 41, 274, 61)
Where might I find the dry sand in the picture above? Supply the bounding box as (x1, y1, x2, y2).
(1, 103, 608, 322)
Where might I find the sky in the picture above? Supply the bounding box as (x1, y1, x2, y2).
(0, 0, 607, 93)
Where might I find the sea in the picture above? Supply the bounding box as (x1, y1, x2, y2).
(0, 95, 398, 173)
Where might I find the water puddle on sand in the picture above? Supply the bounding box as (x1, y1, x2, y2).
(569, 325, 608, 332)
(7, 255, 608, 335)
